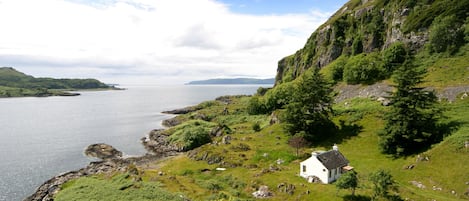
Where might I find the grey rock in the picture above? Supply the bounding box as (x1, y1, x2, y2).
(84, 143, 122, 160)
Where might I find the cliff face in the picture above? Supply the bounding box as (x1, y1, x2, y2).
(275, 0, 467, 84)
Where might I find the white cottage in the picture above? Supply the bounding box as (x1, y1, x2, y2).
(299, 145, 353, 184)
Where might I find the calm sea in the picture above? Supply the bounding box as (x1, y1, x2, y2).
(0, 85, 267, 201)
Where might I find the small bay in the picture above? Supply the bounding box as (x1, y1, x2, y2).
(0, 85, 266, 201)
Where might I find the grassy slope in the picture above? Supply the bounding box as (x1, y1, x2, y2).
(54, 47, 469, 201)
(55, 94, 469, 200)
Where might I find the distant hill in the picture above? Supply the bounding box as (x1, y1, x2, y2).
(186, 78, 275, 85)
(0, 67, 115, 97)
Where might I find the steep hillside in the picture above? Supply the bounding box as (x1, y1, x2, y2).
(275, 0, 469, 84)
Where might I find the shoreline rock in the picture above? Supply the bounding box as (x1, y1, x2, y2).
(26, 128, 183, 201)
(84, 143, 123, 160)
(162, 106, 199, 114)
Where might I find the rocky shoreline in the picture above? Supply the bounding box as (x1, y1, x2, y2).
(25, 131, 182, 201)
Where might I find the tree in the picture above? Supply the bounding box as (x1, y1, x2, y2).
(382, 42, 407, 74)
(428, 15, 465, 54)
(288, 132, 309, 157)
(379, 62, 441, 156)
(335, 170, 358, 196)
(283, 68, 335, 141)
(369, 170, 398, 201)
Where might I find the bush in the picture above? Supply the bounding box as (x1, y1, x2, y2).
(343, 53, 385, 84)
(168, 120, 215, 151)
(247, 96, 268, 115)
(328, 56, 349, 82)
(264, 80, 296, 111)
(382, 42, 407, 74)
(252, 122, 261, 132)
(428, 15, 465, 54)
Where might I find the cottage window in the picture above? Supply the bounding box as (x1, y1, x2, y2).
(329, 170, 332, 178)
(302, 165, 306, 172)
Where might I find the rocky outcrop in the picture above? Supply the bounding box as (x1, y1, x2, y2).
(334, 82, 393, 103)
(84, 143, 122, 160)
(25, 159, 130, 201)
(141, 129, 182, 154)
(25, 144, 175, 201)
(162, 106, 199, 114)
(275, 1, 431, 85)
(334, 83, 469, 103)
(252, 185, 273, 199)
(162, 117, 182, 127)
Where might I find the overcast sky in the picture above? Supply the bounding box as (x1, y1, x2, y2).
(0, 0, 347, 85)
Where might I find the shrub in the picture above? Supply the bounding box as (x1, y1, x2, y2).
(428, 15, 465, 54)
(328, 55, 349, 82)
(252, 122, 261, 132)
(247, 96, 268, 115)
(382, 42, 407, 74)
(264, 80, 296, 112)
(343, 53, 385, 84)
(168, 120, 215, 151)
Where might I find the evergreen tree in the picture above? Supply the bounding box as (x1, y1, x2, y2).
(283, 68, 335, 141)
(379, 62, 441, 156)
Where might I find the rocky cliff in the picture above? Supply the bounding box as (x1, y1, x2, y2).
(275, 0, 469, 84)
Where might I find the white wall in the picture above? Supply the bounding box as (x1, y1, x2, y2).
(300, 156, 329, 184)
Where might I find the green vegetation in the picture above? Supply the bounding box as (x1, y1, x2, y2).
(343, 53, 385, 85)
(335, 170, 358, 196)
(167, 120, 216, 151)
(283, 68, 335, 141)
(428, 15, 466, 54)
(0, 67, 114, 97)
(55, 173, 186, 201)
(369, 170, 399, 201)
(379, 62, 442, 156)
(56, 92, 469, 200)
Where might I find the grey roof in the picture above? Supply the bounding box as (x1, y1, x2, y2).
(316, 150, 349, 170)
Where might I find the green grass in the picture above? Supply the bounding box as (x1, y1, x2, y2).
(55, 173, 187, 201)
(56, 95, 469, 201)
(423, 50, 469, 87)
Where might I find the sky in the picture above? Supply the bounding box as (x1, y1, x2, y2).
(0, 0, 348, 85)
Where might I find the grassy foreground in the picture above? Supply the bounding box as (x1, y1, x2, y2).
(55, 93, 469, 200)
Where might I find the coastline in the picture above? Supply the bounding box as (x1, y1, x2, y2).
(24, 107, 184, 201)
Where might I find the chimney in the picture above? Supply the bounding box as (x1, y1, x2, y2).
(332, 144, 338, 151)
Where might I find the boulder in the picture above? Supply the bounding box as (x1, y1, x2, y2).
(252, 185, 272, 198)
(84, 143, 122, 160)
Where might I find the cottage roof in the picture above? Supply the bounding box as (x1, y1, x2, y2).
(316, 150, 349, 170)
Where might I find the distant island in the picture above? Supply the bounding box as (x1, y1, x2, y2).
(186, 78, 275, 85)
(0, 67, 118, 98)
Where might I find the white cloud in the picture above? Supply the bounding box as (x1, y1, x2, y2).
(0, 0, 331, 85)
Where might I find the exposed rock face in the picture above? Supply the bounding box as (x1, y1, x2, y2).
(334, 82, 469, 104)
(141, 129, 182, 154)
(162, 106, 198, 114)
(275, 1, 430, 85)
(84, 143, 122, 160)
(162, 117, 182, 127)
(334, 82, 393, 103)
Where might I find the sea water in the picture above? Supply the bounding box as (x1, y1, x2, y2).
(0, 85, 267, 201)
